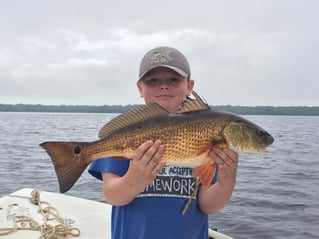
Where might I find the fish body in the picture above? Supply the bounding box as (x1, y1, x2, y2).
(40, 92, 274, 193)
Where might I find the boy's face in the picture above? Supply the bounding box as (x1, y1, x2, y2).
(137, 67, 194, 113)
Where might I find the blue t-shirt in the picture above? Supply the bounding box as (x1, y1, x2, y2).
(88, 157, 218, 239)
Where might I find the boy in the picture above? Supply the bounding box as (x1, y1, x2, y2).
(89, 46, 238, 239)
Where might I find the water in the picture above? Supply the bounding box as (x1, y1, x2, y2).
(0, 112, 318, 238)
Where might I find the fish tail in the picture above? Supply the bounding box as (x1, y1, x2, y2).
(193, 163, 216, 187)
(40, 141, 89, 193)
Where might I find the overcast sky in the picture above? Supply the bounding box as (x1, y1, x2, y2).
(1, 0, 318, 106)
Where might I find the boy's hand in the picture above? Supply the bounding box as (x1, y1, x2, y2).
(209, 146, 238, 186)
(126, 140, 166, 191)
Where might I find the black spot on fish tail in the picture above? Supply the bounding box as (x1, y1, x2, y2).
(74, 146, 81, 154)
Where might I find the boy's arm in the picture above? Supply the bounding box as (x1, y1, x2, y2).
(198, 147, 238, 214)
(102, 140, 166, 206)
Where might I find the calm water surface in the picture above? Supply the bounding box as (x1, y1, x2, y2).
(0, 112, 318, 238)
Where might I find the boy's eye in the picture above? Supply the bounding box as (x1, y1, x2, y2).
(143, 77, 184, 87)
(168, 78, 182, 84)
(143, 78, 158, 86)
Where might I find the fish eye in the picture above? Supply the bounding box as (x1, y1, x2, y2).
(257, 129, 265, 136)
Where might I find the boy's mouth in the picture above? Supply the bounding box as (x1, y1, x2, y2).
(156, 95, 173, 100)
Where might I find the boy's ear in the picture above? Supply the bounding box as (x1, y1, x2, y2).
(187, 79, 195, 95)
(137, 82, 143, 97)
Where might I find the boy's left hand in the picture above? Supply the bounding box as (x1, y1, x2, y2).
(209, 146, 238, 186)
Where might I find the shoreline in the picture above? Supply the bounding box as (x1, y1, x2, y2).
(1, 104, 319, 115)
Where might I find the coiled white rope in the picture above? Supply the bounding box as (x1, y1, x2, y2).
(0, 189, 80, 238)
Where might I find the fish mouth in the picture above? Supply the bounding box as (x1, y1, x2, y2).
(256, 147, 268, 154)
(250, 143, 274, 154)
(248, 136, 275, 153)
(230, 144, 270, 154)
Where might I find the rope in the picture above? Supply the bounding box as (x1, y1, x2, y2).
(0, 189, 80, 238)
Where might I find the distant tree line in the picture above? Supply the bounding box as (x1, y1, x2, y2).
(0, 103, 319, 115)
(0, 104, 140, 113)
(211, 105, 319, 116)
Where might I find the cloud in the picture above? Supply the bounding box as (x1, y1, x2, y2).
(0, 0, 318, 106)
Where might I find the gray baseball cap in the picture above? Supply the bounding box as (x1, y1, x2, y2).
(139, 46, 191, 81)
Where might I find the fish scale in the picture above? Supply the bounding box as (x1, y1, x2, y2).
(93, 113, 215, 166)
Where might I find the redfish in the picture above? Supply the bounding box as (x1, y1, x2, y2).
(40, 91, 274, 193)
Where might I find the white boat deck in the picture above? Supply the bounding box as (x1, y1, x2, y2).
(0, 188, 232, 239)
(0, 188, 111, 239)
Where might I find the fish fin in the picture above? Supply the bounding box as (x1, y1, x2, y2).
(177, 90, 210, 113)
(40, 141, 89, 193)
(182, 183, 199, 215)
(193, 163, 216, 187)
(98, 104, 169, 138)
(216, 143, 228, 149)
(197, 145, 212, 156)
(98, 90, 209, 138)
(99, 91, 210, 138)
(211, 136, 227, 148)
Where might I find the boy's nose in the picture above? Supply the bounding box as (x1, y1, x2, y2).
(160, 84, 169, 90)
(159, 79, 169, 89)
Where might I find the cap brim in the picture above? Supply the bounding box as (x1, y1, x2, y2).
(139, 65, 188, 81)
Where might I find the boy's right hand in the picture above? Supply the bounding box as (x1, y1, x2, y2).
(102, 140, 166, 206)
(126, 140, 166, 192)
